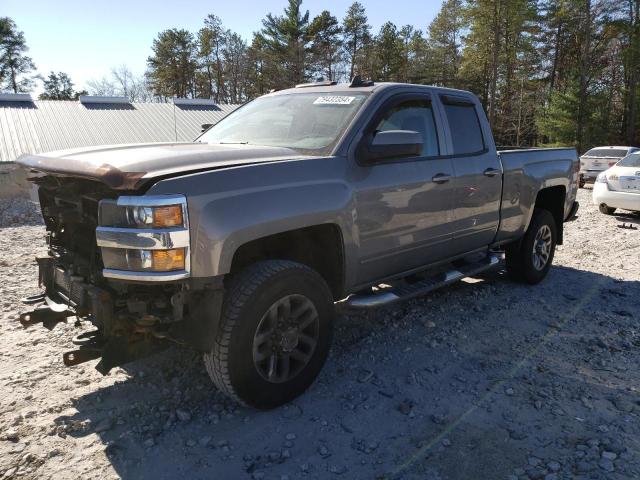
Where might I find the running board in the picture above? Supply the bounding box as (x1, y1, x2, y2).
(339, 254, 501, 310)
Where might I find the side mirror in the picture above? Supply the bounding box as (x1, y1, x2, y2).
(201, 123, 214, 133)
(363, 130, 423, 163)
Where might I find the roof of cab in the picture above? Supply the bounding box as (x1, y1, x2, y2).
(269, 81, 474, 97)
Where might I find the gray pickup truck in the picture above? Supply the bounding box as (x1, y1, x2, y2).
(17, 79, 579, 408)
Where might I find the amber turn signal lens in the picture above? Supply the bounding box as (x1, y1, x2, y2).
(151, 248, 185, 271)
(153, 205, 183, 228)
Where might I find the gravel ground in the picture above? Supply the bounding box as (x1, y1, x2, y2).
(1, 188, 639, 480)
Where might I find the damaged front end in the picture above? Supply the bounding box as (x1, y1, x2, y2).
(20, 176, 223, 374)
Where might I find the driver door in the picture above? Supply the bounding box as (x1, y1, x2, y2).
(352, 94, 456, 285)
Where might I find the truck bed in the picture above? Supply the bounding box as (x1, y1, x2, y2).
(495, 147, 579, 244)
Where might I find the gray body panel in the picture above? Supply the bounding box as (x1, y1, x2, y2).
(22, 83, 579, 295)
(496, 148, 578, 242)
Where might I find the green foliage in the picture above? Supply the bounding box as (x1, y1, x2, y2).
(308, 11, 342, 81)
(260, 0, 311, 87)
(373, 22, 404, 81)
(38, 72, 80, 100)
(147, 29, 197, 99)
(427, 0, 465, 86)
(5, 2, 640, 149)
(537, 88, 581, 146)
(341, 2, 371, 79)
(138, 0, 640, 148)
(0, 17, 36, 93)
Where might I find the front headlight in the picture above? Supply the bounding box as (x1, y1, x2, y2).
(596, 172, 607, 183)
(100, 202, 185, 229)
(96, 195, 190, 280)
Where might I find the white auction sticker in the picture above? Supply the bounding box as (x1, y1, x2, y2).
(313, 96, 356, 105)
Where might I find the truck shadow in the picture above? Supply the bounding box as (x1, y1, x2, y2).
(53, 264, 640, 480)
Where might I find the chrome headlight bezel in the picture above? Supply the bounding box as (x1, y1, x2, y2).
(96, 194, 190, 281)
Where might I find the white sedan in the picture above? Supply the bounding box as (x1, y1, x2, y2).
(593, 152, 640, 214)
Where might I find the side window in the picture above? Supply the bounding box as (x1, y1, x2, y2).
(375, 100, 439, 157)
(441, 98, 485, 155)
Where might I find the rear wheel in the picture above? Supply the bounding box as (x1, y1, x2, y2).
(506, 209, 557, 284)
(578, 175, 585, 188)
(599, 204, 616, 215)
(204, 260, 334, 409)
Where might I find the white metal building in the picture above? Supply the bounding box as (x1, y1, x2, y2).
(0, 94, 240, 163)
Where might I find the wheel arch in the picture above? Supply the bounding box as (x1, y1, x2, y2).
(228, 224, 346, 300)
(531, 185, 566, 244)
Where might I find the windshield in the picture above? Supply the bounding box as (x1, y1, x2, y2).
(583, 148, 629, 158)
(618, 153, 640, 168)
(199, 92, 369, 154)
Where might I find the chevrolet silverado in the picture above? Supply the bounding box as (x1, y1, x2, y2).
(16, 78, 580, 408)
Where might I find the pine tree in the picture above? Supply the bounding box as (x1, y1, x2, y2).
(0, 17, 36, 93)
(245, 33, 270, 97)
(198, 15, 227, 102)
(427, 0, 465, 87)
(39, 72, 78, 100)
(406, 31, 430, 84)
(342, 2, 371, 80)
(147, 29, 198, 99)
(309, 11, 342, 81)
(261, 0, 311, 87)
(374, 22, 404, 81)
(223, 32, 249, 103)
(619, 0, 640, 144)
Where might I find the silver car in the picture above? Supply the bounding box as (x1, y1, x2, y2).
(580, 146, 639, 187)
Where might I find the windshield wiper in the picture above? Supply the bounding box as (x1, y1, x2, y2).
(219, 141, 249, 145)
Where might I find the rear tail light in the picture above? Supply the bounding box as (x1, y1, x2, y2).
(608, 161, 617, 167)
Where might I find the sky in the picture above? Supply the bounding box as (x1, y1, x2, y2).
(3, 0, 444, 93)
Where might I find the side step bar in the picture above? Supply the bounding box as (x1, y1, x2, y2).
(340, 254, 501, 310)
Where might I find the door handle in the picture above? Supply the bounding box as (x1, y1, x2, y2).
(483, 168, 501, 177)
(432, 173, 451, 184)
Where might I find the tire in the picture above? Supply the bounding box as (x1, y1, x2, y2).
(505, 209, 557, 285)
(204, 260, 334, 409)
(599, 204, 616, 215)
(578, 175, 585, 188)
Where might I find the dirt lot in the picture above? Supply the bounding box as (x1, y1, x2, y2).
(1, 187, 639, 480)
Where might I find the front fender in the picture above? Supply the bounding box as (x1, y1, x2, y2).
(146, 157, 356, 280)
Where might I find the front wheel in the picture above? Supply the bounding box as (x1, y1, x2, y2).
(204, 260, 334, 409)
(506, 209, 557, 284)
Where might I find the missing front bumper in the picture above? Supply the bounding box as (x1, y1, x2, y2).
(18, 255, 225, 374)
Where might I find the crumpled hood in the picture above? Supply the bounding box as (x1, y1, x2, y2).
(16, 142, 309, 190)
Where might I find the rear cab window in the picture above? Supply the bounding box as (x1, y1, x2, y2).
(440, 95, 485, 156)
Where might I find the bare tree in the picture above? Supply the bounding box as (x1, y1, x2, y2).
(87, 65, 154, 102)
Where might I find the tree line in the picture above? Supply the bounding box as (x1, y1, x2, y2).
(2, 1, 640, 151)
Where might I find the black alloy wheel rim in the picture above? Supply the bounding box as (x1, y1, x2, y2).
(252, 294, 320, 383)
